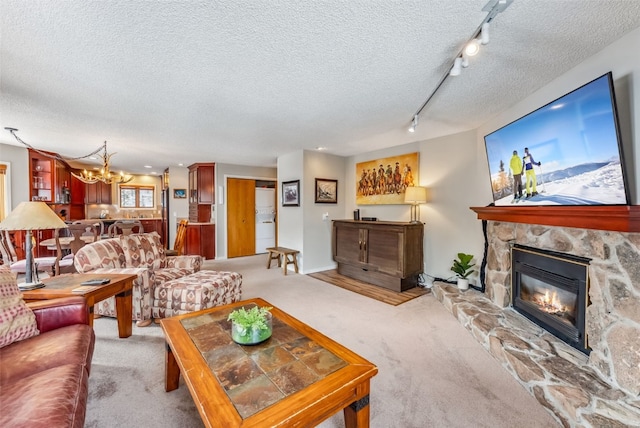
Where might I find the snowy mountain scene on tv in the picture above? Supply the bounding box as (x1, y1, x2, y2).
(484, 73, 629, 206)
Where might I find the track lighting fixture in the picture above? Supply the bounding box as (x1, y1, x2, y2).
(408, 114, 418, 133)
(407, 0, 512, 129)
(480, 22, 490, 45)
(461, 52, 470, 68)
(464, 39, 480, 56)
(449, 57, 462, 76)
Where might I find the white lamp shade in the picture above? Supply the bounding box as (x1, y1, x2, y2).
(404, 186, 428, 204)
(0, 201, 68, 231)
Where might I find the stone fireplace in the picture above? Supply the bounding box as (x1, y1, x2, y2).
(483, 220, 640, 397)
(430, 206, 640, 426)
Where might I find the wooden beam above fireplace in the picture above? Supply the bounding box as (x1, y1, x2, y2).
(470, 205, 640, 233)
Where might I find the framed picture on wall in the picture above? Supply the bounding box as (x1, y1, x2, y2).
(356, 152, 419, 205)
(173, 188, 186, 199)
(282, 180, 300, 206)
(315, 178, 337, 203)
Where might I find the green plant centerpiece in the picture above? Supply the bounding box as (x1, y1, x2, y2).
(228, 305, 273, 345)
(450, 253, 475, 290)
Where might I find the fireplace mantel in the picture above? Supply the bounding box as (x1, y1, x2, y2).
(471, 205, 640, 232)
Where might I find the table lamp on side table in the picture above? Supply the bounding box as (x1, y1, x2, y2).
(0, 201, 67, 288)
(404, 186, 428, 224)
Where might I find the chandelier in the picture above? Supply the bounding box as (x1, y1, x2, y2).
(71, 141, 133, 185)
(4, 128, 133, 185)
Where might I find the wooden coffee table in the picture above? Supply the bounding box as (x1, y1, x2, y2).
(22, 273, 136, 338)
(160, 298, 378, 427)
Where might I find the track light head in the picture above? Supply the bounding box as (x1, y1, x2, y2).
(408, 115, 418, 132)
(464, 39, 480, 56)
(480, 22, 490, 45)
(461, 52, 470, 68)
(450, 57, 462, 76)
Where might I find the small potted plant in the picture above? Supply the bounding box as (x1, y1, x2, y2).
(228, 306, 273, 345)
(451, 253, 475, 291)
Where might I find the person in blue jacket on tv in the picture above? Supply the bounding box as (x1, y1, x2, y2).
(522, 147, 541, 198)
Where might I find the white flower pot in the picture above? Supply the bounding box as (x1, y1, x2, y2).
(457, 278, 469, 291)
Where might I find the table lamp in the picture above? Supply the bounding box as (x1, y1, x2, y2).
(0, 201, 67, 287)
(404, 186, 428, 224)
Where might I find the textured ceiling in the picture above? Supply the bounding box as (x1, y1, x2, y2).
(2, 1, 640, 174)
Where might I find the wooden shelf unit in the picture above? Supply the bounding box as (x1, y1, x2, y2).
(188, 163, 215, 223)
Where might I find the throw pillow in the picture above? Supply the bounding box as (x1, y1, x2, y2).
(120, 232, 166, 270)
(0, 266, 39, 348)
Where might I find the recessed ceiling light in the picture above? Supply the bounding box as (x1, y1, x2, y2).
(144, 165, 152, 169)
(178, 163, 184, 166)
(316, 147, 326, 151)
(151, 171, 157, 175)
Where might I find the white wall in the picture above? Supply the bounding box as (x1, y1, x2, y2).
(302, 150, 346, 273)
(420, 130, 487, 283)
(0, 143, 28, 209)
(277, 151, 305, 269)
(167, 166, 189, 248)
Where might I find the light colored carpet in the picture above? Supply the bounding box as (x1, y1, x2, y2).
(85, 255, 559, 427)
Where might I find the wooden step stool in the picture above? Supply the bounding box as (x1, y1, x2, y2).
(266, 247, 299, 275)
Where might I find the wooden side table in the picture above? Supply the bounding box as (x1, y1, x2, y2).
(22, 273, 137, 338)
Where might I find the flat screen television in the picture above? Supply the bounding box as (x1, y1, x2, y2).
(483, 72, 629, 206)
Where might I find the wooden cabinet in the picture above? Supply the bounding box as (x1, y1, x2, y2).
(185, 223, 215, 260)
(29, 150, 55, 203)
(12, 229, 56, 258)
(55, 162, 70, 204)
(139, 219, 165, 244)
(85, 181, 112, 204)
(188, 163, 215, 223)
(332, 220, 424, 292)
(69, 174, 86, 220)
(28, 149, 72, 204)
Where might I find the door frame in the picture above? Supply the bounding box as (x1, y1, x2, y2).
(222, 174, 276, 259)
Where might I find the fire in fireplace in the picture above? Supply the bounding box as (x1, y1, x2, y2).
(511, 245, 590, 354)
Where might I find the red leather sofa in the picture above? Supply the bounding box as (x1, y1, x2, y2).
(0, 296, 95, 428)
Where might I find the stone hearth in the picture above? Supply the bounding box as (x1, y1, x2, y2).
(434, 218, 640, 427)
(433, 283, 640, 427)
(484, 222, 640, 396)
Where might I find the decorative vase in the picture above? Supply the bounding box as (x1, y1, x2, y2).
(231, 313, 272, 345)
(457, 278, 469, 291)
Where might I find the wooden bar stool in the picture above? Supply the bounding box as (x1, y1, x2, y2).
(266, 247, 299, 275)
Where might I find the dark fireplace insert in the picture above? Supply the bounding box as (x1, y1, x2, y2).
(511, 244, 591, 354)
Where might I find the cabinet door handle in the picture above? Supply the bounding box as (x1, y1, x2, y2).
(358, 240, 362, 250)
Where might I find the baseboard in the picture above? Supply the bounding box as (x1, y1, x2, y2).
(300, 263, 338, 275)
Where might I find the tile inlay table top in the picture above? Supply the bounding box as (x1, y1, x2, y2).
(160, 298, 377, 427)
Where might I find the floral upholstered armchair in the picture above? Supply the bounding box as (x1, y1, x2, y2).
(73, 232, 202, 326)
